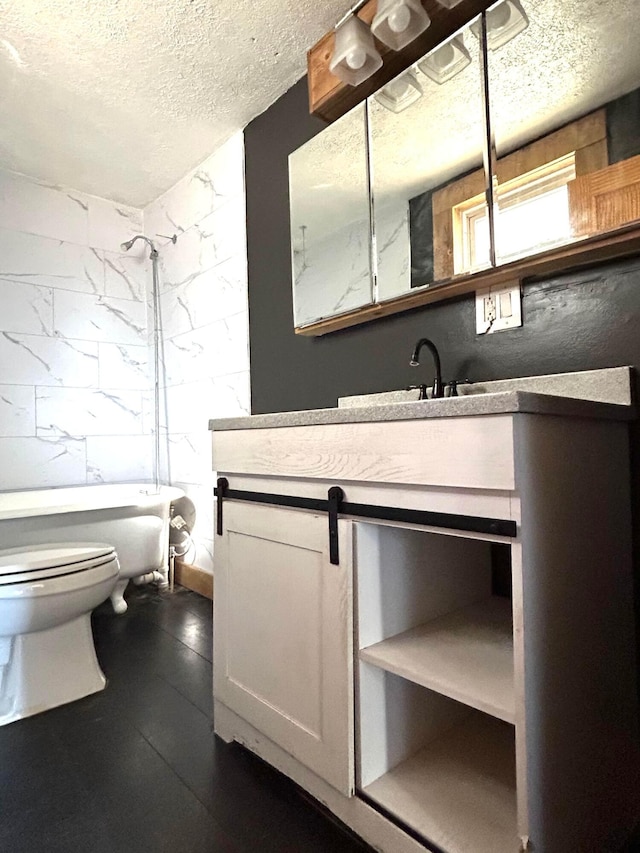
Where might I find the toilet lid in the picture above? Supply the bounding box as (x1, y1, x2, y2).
(0, 544, 117, 585)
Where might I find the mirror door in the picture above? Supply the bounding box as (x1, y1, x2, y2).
(289, 102, 373, 328)
(368, 16, 488, 303)
(487, 0, 640, 265)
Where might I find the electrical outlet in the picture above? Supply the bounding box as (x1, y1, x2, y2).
(476, 282, 522, 334)
(483, 293, 497, 324)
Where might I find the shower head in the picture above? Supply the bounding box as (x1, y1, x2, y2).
(120, 234, 158, 255)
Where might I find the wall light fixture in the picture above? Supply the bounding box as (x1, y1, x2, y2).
(371, 0, 431, 51)
(417, 35, 471, 84)
(329, 13, 383, 86)
(374, 69, 423, 112)
(472, 0, 529, 50)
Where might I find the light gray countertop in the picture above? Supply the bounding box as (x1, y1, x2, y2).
(209, 389, 635, 432)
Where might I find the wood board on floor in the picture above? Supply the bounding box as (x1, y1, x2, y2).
(175, 560, 213, 600)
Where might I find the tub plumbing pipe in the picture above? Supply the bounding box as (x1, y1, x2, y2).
(169, 545, 176, 594)
(132, 570, 165, 587)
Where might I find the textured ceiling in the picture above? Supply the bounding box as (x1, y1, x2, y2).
(0, 0, 348, 206)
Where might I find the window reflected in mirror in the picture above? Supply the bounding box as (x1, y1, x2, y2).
(453, 153, 576, 271)
(487, 0, 640, 264)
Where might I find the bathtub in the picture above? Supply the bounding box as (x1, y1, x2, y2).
(0, 483, 184, 613)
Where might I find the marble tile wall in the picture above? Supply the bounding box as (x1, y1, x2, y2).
(0, 169, 152, 490)
(0, 134, 249, 577)
(144, 133, 250, 574)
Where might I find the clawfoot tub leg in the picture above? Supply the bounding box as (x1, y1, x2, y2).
(110, 578, 129, 614)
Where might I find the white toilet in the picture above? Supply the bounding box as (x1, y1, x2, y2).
(0, 543, 120, 727)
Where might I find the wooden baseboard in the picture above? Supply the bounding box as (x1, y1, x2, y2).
(175, 560, 214, 600)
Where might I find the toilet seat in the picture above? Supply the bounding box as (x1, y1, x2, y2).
(0, 544, 117, 586)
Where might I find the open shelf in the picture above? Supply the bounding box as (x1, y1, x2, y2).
(360, 596, 515, 723)
(362, 711, 517, 853)
(356, 524, 518, 850)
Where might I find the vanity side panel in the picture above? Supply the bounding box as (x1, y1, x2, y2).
(212, 416, 515, 491)
(514, 415, 640, 852)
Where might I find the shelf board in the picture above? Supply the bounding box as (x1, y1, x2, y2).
(359, 596, 515, 723)
(295, 221, 640, 335)
(362, 712, 517, 853)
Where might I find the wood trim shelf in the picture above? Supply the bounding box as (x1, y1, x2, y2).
(294, 222, 640, 336)
(359, 596, 515, 724)
(308, 0, 496, 123)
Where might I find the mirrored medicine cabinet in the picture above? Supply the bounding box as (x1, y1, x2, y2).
(289, 0, 640, 335)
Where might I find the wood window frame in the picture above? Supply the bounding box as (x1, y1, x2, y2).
(433, 110, 609, 281)
(453, 153, 578, 274)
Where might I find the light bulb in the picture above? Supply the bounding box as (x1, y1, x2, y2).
(385, 77, 410, 99)
(487, 2, 512, 31)
(388, 4, 411, 33)
(346, 45, 367, 70)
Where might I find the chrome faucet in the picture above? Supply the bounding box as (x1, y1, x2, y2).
(409, 337, 444, 399)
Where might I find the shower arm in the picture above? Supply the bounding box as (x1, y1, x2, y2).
(121, 234, 158, 258)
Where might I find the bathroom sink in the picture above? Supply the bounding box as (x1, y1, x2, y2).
(338, 367, 633, 409)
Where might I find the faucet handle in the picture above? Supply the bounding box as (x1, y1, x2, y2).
(445, 379, 471, 397)
(406, 384, 428, 400)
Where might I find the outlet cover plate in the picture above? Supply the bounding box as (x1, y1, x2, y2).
(476, 282, 522, 334)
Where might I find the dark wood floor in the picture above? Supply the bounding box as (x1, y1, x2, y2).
(0, 584, 372, 853)
(2, 584, 639, 852)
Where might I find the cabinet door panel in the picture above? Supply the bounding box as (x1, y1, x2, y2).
(214, 501, 354, 795)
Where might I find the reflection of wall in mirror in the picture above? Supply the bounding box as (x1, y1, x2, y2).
(409, 163, 485, 287)
(293, 202, 413, 324)
(375, 200, 411, 301)
(293, 216, 371, 327)
(608, 90, 640, 165)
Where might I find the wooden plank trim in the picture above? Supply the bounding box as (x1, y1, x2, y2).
(569, 154, 640, 236)
(175, 560, 214, 600)
(294, 222, 640, 336)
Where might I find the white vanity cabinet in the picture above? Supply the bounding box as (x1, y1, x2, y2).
(210, 387, 639, 853)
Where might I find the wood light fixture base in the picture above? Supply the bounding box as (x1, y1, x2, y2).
(308, 0, 496, 122)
